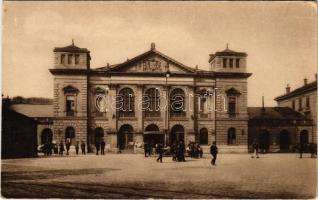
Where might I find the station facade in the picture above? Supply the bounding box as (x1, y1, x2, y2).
(49, 42, 251, 153)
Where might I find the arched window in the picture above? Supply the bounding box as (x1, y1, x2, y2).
(227, 127, 236, 145)
(118, 124, 134, 149)
(199, 128, 208, 145)
(63, 85, 79, 117)
(226, 88, 241, 117)
(118, 88, 135, 117)
(145, 124, 160, 132)
(144, 88, 160, 117)
(170, 88, 186, 118)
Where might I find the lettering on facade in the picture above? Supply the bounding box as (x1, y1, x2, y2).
(141, 59, 162, 72)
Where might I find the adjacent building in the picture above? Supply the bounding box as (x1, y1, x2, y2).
(2, 98, 38, 159)
(275, 77, 317, 144)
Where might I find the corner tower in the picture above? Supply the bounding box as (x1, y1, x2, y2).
(50, 41, 91, 148)
(209, 44, 247, 73)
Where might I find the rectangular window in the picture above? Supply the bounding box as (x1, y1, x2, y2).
(306, 96, 310, 108)
(292, 100, 295, 110)
(75, 54, 80, 64)
(68, 54, 73, 64)
(66, 96, 75, 116)
(61, 54, 65, 64)
(228, 96, 236, 114)
(298, 98, 302, 110)
(236, 59, 240, 68)
(229, 59, 233, 68)
(223, 58, 227, 68)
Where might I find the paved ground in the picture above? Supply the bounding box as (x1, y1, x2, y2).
(1, 153, 316, 199)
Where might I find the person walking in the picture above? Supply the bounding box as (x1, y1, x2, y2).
(101, 140, 106, 155)
(65, 139, 71, 156)
(80, 141, 86, 155)
(95, 141, 101, 155)
(251, 140, 259, 159)
(156, 143, 164, 163)
(59, 141, 64, 156)
(171, 143, 177, 161)
(178, 141, 186, 162)
(144, 142, 149, 157)
(75, 141, 79, 155)
(210, 141, 218, 166)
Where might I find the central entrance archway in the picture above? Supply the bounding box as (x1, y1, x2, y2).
(259, 129, 270, 152)
(118, 124, 134, 150)
(280, 130, 290, 151)
(170, 125, 184, 145)
(144, 124, 164, 146)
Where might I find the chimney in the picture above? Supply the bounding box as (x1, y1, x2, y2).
(286, 84, 290, 93)
(304, 78, 308, 85)
(195, 65, 199, 71)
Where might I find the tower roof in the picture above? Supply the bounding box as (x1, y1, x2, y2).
(54, 41, 89, 53)
(209, 45, 247, 62)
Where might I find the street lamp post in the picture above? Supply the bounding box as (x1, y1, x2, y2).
(165, 70, 171, 146)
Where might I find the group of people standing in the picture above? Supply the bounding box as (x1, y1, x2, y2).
(42, 140, 86, 156)
(143, 140, 219, 166)
(95, 140, 106, 155)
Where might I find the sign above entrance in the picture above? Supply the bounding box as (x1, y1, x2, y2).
(141, 59, 162, 72)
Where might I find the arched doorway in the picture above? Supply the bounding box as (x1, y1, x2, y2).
(65, 126, 75, 144)
(170, 125, 184, 145)
(41, 128, 53, 144)
(199, 128, 208, 145)
(227, 127, 236, 145)
(300, 130, 309, 145)
(144, 124, 163, 146)
(259, 129, 270, 152)
(280, 130, 290, 151)
(118, 124, 134, 150)
(94, 127, 104, 144)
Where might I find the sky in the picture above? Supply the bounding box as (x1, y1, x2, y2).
(3, 1, 317, 106)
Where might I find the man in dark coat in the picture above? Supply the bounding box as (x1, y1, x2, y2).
(171, 143, 177, 161)
(65, 139, 71, 155)
(101, 140, 106, 155)
(156, 143, 164, 163)
(178, 141, 186, 162)
(95, 141, 100, 155)
(144, 142, 149, 157)
(80, 141, 86, 155)
(75, 141, 79, 155)
(210, 141, 218, 166)
(59, 141, 64, 156)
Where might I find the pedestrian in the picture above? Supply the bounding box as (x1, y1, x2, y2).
(95, 141, 100, 155)
(59, 141, 64, 156)
(75, 141, 79, 155)
(80, 141, 86, 155)
(177, 141, 186, 162)
(171, 143, 177, 161)
(144, 142, 149, 157)
(101, 140, 106, 155)
(251, 140, 259, 159)
(198, 144, 203, 158)
(48, 142, 53, 156)
(133, 141, 137, 154)
(210, 141, 218, 166)
(156, 143, 163, 163)
(65, 139, 71, 155)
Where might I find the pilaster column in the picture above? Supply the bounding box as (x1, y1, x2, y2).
(136, 85, 144, 133)
(108, 84, 118, 133)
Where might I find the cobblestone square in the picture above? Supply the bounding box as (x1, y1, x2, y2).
(1, 153, 316, 198)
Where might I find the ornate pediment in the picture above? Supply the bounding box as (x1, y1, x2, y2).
(97, 48, 195, 74)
